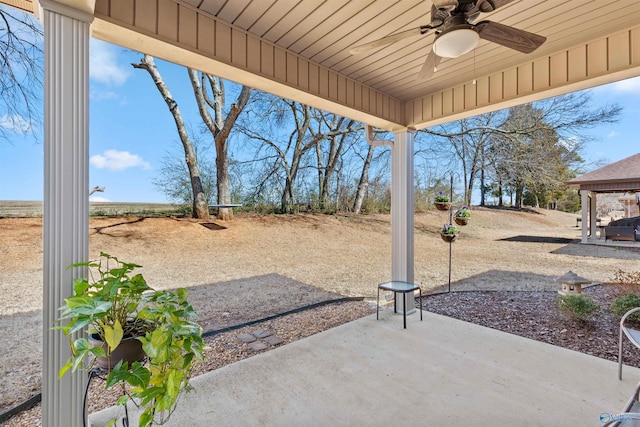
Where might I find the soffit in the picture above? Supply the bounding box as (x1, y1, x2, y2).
(181, 0, 640, 101)
(1, 0, 35, 13)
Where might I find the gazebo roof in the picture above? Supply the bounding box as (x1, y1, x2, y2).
(568, 153, 640, 192)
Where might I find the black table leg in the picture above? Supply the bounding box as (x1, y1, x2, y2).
(403, 292, 406, 329)
(393, 291, 397, 313)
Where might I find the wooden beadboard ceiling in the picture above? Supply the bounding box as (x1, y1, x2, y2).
(1, 0, 35, 13)
(179, 0, 640, 101)
(3, 0, 640, 128)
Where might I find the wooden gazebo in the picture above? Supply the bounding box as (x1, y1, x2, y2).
(568, 153, 640, 243)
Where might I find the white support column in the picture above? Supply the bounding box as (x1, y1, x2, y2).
(581, 190, 589, 243)
(41, 1, 93, 426)
(391, 130, 415, 313)
(590, 192, 598, 240)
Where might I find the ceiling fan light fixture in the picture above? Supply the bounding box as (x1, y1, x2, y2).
(432, 28, 479, 58)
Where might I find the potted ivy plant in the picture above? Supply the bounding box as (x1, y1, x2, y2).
(454, 206, 471, 226)
(55, 252, 205, 427)
(434, 192, 451, 211)
(440, 223, 459, 242)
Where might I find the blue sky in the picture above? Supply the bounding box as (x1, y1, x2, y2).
(0, 39, 639, 203)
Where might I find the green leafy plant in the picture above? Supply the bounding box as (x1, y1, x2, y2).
(610, 293, 640, 321)
(434, 192, 449, 203)
(441, 223, 459, 235)
(556, 294, 599, 319)
(56, 253, 152, 368)
(454, 206, 471, 218)
(55, 253, 205, 427)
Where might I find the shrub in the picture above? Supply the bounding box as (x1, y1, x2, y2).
(556, 295, 599, 319)
(610, 293, 640, 320)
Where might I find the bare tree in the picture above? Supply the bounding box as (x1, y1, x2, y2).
(240, 98, 360, 213)
(423, 113, 498, 206)
(311, 112, 363, 211)
(0, 6, 43, 143)
(132, 55, 210, 219)
(187, 70, 251, 220)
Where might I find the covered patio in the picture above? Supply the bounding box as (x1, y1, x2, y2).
(90, 311, 640, 426)
(1, 0, 640, 425)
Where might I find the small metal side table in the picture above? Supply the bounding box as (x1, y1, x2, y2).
(377, 281, 423, 329)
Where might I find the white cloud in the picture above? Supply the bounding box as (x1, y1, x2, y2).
(90, 196, 111, 202)
(90, 149, 150, 171)
(90, 40, 131, 86)
(90, 90, 119, 101)
(0, 114, 33, 134)
(607, 131, 620, 138)
(608, 76, 640, 95)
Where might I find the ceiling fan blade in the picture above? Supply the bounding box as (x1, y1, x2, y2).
(417, 51, 442, 80)
(432, 0, 458, 12)
(475, 0, 517, 13)
(349, 27, 429, 55)
(476, 21, 546, 54)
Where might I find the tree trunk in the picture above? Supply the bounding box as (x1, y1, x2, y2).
(466, 169, 474, 207)
(215, 138, 232, 220)
(133, 55, 209, 220)
(480, 157, 486, 207)
(281, 175, 295, 213)
(515, 187, 522, 208)
(353, 145, 375, 214)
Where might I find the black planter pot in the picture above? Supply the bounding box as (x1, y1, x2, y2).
(88, 333, 145, 371)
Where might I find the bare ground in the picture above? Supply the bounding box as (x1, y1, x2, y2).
(2, 207, 640, 425)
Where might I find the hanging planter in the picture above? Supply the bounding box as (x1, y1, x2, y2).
(440, 232, 457, 242)
(435, 202, 452, 211)
(454, 217, 468, 226)
(454, 206, 471, 226)
(440, 223, 459, 242)
(434, 192, 451, 211)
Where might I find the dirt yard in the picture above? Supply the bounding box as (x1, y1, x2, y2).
(2, 207, 640, 423)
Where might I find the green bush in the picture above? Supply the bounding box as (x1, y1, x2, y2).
(610, 293, 640, 320)
(556, 295, 599, 319)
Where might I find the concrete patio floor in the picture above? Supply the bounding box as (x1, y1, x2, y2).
(90, 309, 640, 426)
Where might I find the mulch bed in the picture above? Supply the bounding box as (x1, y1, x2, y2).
(421, 283, 640, 369)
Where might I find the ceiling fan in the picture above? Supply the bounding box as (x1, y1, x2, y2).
(349, 0, 546, 80)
